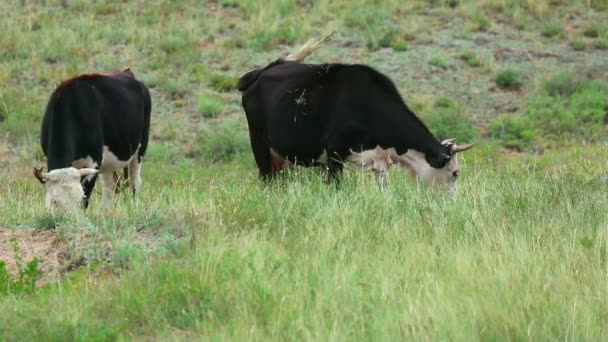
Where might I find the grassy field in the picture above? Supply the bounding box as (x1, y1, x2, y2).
(1, 0, 607, 340)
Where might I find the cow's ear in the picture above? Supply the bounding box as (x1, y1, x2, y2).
(33, 167, 48, 184)
(452, 143, 474, 153)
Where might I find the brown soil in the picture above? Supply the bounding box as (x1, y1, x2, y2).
(0, 227, 68, 286)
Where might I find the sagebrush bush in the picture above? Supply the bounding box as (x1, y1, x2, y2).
(495, 69, 522, 89)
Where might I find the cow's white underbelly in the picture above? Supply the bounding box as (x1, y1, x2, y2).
(71, 145, 138, 172)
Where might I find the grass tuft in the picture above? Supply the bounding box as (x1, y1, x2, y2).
(495, 69, 522, 90)
(196, 93, 224, 118)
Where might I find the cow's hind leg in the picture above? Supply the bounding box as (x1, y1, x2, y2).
(128, 156, 142, 196)
(101, 171, 118, 209)
(248, 134, 273, 181)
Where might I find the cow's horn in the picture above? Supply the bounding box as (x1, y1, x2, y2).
(441, 138, 455, 145)
(33, 167, 49, 184)
(79, 168, 99, 177)
(452, 143, 475, 153)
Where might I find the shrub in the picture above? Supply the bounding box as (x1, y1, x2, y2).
(594, 40, 608, 50)
(541, 22, 563, 38)
(196, 93, 224, 118)
(429, 54, 451, 70)
(490, 114, 537, 150)
(542, 72, 585, 97)
(570, 39, 586, 51)
(459, 50, 480, 67)
(495, 69, 522, 90)
(391, 40, 409, 52)
(583, 25, 600, 38)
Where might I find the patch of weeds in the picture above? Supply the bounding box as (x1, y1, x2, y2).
(541, 22, 563, 38)
(583, 25, 600, 38)
(196, 116, 249, 162)
(429, 54, 451, 70)
(391, 40, 409, 52)
(462, 6, 490, 32)
(491, 75, 608, 149)
(495, 69, 522, 90)
(196, 93, 224, 118)
(542, 72, 585, 97)
(490, 114, 537, 150)
(344, 6, 400, 51)
(422, 102, 478, 142)
(459, 50, 480, 67)
(209, 73, 238, 92)
(594, 40, 608, 50)
(570, 39, 586, 51)
(435, 97, 455, 108)
(0, 258, 40, 296)
(32, 213, 70, 230)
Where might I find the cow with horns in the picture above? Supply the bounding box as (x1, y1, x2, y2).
(34, 68, 151, 211)
(238, 34, 474, 192)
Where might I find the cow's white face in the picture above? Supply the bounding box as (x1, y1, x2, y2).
(34, 167, 98, 211)
(396, 149, 461, 193)
(348, 141, 473, 193)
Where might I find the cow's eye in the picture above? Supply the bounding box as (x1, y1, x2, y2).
(452, 170, 459, 178)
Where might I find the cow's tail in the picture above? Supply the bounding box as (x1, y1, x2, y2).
(284, 31, 334, 62)
(237, 32, 334, 92)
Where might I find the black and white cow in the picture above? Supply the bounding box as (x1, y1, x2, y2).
(34, 68, 151, 210)
(238, 36, 473, 192)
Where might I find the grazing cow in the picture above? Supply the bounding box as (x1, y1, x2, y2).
(34, 68, 151, 210)
(238, 35, 473, 192)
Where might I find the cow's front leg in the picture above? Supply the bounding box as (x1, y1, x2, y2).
(81, 173, 99, 209)
(101, 171, 118, 209)
(326, 149, 346, 186)
(375, 169, 389, 191)
(128, 156, 143, 196)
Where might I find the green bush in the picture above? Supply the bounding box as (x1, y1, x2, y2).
(196, 93, 224, 118)
(570, 39, 586, 51)
(459, 50, 481, 67)
(495, 69, 522, 89)
(542, 72, 585, 97)
(490, 114, 537, 150)
(541, 22, 563, 38)
(594, 40, 608, 50)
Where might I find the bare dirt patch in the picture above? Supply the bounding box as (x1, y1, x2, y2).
(0, 227, 67, 286)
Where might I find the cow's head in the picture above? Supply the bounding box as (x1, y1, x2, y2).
(395, 139, 474, 193)
(33, 167, 98, 211)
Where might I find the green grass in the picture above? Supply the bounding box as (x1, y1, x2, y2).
(196, 93, 224, 118)
(1, 0, 608, 339)
(1, 145, 607, 339)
